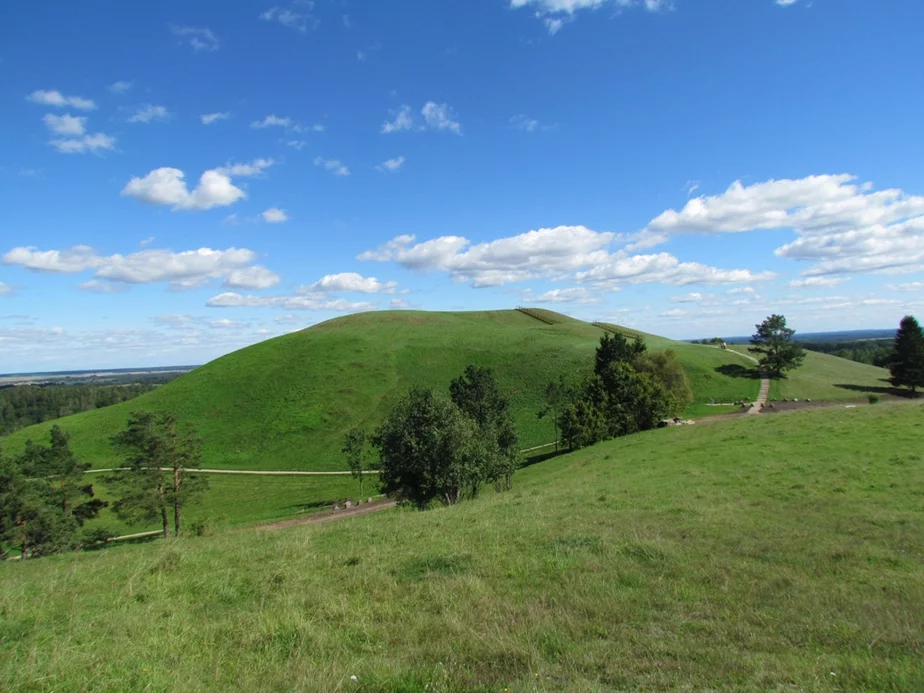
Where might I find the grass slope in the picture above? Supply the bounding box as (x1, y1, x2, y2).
(1, 404, 921, 692)
(3, 310, 768, 472)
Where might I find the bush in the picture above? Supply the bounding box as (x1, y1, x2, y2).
(82, 526, 115, 544)
(868, 394, 880, 405)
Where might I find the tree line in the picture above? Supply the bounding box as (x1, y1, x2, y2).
(0, 383, 158, 436)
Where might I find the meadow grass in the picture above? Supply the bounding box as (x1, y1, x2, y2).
(2, 404, 921, 692)
(3, 310, 776, 472)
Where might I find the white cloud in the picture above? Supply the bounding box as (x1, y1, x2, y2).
(377, 156, 405, 173)
(860, 298, 899, 306)
(390, 298, 411, 309)
(262, 208, 289, 223)
(222, 266, 281, 290)
(637, 174, 924, 277)
(215, 158, 274, 177)
(128, 104, 170, 123)
(510, 0, 669, 34)
(529, 287, 599, 304)
(77, 280, 129, 294)
(360, 225, 763, 289)
(260, 5, 318, 33)
(381, 105, 416, 133)
(0, 282, 12, 296)
(382, 103, 462, 134)
(510, 114, 548, 132)
(201, 112, 229, 125)
(251, 114, 294, 129)
(887, 281, 924, 292)
(421, 102, 462, 134)
(726, 286, 755, 295)
(121, 167, 247, 211)
(787, 276, 848, 289)
(109, 81, 133, 94)
(2, 245, 268, 291)
(48, 132, 116, 154)
(27, 90, 96, 110)
(140, 237, 155, 247)
(776, 0, 800, 6)
(210, 319, 249, 329)
(43, 113, 86, 136)
(274, 313, 301, 324)
(304, 272, 398, 294)
(170, 25, 220, 52)
(670, 292, 704, 303)
(207, 292, 376, 312)
(659, 308, 688, 319)
(285, 140, 307, 150)
(314, 156, 349, 176)
(153, 314, 198, 328)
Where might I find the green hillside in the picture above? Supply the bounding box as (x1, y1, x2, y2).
(2, 310, 891, 475)
(2, 404, 921, 692)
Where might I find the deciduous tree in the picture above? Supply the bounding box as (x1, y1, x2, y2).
(342, 427, 370, 498)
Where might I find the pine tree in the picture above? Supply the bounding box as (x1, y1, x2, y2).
(749, 314, 806, 378)
(889, 315, 924, 395)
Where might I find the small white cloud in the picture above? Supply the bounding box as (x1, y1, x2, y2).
(788, 277, 848, 289)
(510, 114, 540, 132)
(381, 105, 416, 133)
(421, 102, 462, 134)
(776, 0, 800, 6)
(77, 280, 129, 294)
(260, 5, 318, 33)
(0, 281, 13, 296)
(659, 308, 688, 319)
(210, 318, 248, 329)
(121, 167, 246, 211)
(376, 156, 405, 173)
(128, 104, 170, 123)
(109, 81, 133, 94)
(49, 133, 116, 154)
(285, 140, 307, 150)
(215, 158, 274, 177)
(207, 292, 376, 312)
(43, 113, 86, 136)
(201, 112, 229, 125)
(886, 281, 924, 292)
(670, 292, 704, 303)
(222, 265, 281, 290)
(274, 313, 301, 323)
(251, 114, 292, 129)
(27, 90, 96, 110)
(304, 272, 397, 294)
(314, 156, 349, 176)
(511, 0, 668, 35)
(530, 287, 599, 304)
(262, 207, 289, 223)
(140, 237, 155, 246)
(170, 25, 220, 52)
(390, 298, 410, 309)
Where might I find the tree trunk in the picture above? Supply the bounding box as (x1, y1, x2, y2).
(173, 465, 181, 536)
(159, 483, 169, 538)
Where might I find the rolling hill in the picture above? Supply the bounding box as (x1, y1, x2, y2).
(3, 403, 921, 692)
(2, 309, 891, 474)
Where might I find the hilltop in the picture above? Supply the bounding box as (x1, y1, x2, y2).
(3, 309, 890, 475)
(2, 403, 921, 692)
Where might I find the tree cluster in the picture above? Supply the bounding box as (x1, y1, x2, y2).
(0, 383, 157, 436)
(542, 333, 693, 452)
(800, 339, 892, 367)
(344, 366, 519, 509)
(1, 426, 106, 559)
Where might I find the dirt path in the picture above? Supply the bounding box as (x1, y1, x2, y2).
(255, 499, 398, 531)
(721, 347, 770, 415)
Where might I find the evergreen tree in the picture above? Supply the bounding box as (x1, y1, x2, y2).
(889, 315, 924, 395)
(109, 412, 207, 537)
(749, 314, 806, 378)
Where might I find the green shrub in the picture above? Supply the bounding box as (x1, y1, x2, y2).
(868, 394, 880, 405)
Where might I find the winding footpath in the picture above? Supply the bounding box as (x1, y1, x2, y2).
(726, 348, 771, 415)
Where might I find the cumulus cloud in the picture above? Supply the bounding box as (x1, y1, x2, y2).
(303, 272, 398, 294)
(314, 156, 349, 176)
(170, 25, 220, 52)
(510, 0, 669, 34)
(48, 132, 116, 154)
(2, 245, 270, 293)
(207, 292, 376, 312)
(121, 167, 248, 211)
(77, 280, 130, 293)
(377, 156, 405, 173)
(251, 114, 292, 129)
(109, 81, 133, 94)
(43, 113, 86, 136)
(27, 90, 96, 110)
(381, 102, 462, 134)
(636, 174, 924, 277)
(261, 208, 288, 223)
(128, 104, 170, 123)
(222, 266, 281, 290)
(360, 225, 765, 289)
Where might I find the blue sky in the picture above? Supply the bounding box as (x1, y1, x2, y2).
(2, 0, 923, 371)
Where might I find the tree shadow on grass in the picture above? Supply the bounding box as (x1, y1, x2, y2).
(715, 364, 762, 380)
(834, 382, 918, 398)
(283, 500, 343, 511)
(521, 448, 569, 469)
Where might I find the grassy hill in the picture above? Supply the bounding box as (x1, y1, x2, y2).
(2, 403, 921, 692)
(2, 309, 778, 472)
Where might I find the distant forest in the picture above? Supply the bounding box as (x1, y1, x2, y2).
(690, 336, 893, 368)
(1, 381, 172, 436)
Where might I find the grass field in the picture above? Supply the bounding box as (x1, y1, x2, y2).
(3, 310, 773, 473)
(2, 403, 921, 692)
(769, 350, 895, 401)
